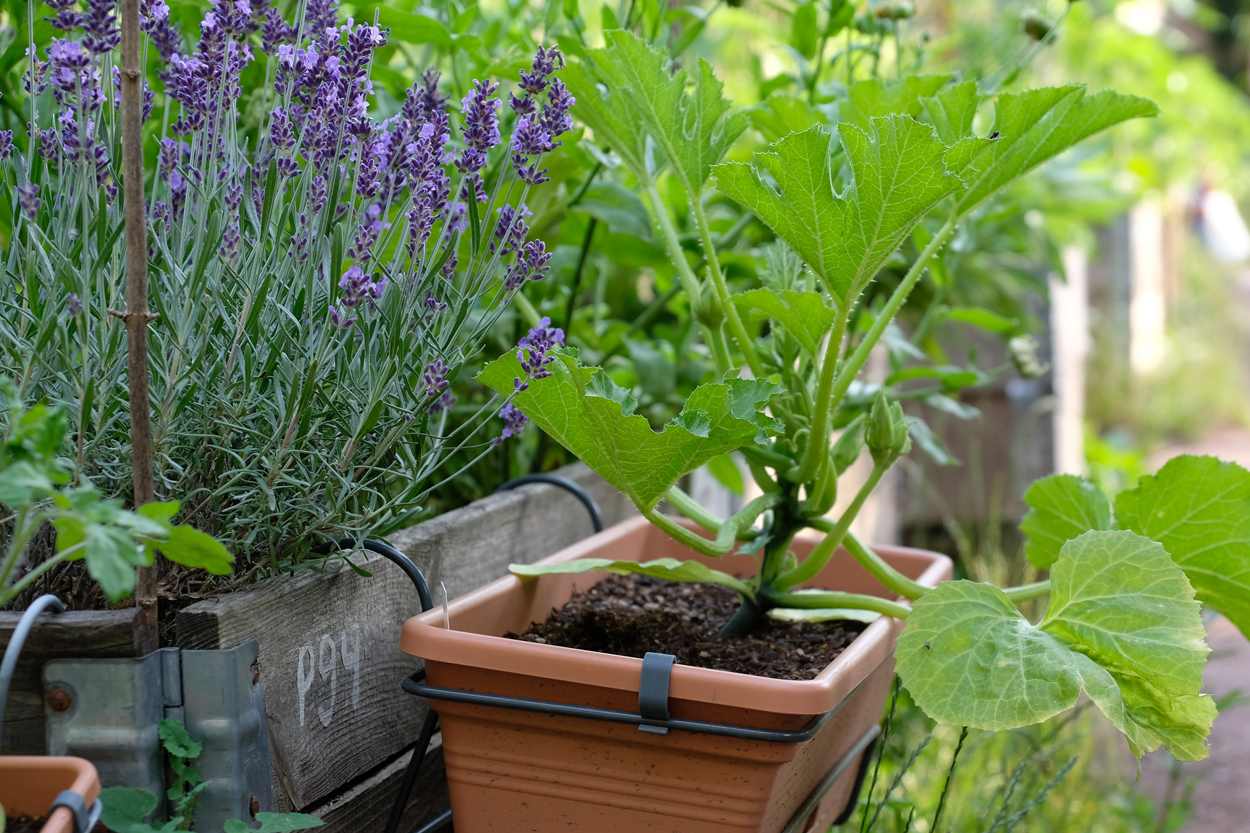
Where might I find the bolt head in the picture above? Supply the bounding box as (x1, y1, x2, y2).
(251, 661, 261, 685)
(249, 795, 260, 817)
(47, 687, 73, 712)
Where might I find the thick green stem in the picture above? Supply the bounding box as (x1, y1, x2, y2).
(775, 459, 888, 589)
(825, 211, 958, 430)
(643, 183, 705, 315)
(716, 594, 763, 638)
(645, 491, 781, 558)
(666, 485, 759, 541)
(795, 304, 849, 483)
(770, 589, 912, 620)
(705, 323, 732, 377)
(843, 530, 929, 600)
(1004, 579, 1051, 603)
(692, 200, 763, 376)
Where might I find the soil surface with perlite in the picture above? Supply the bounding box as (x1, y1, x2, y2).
(510, 573, 865, 680)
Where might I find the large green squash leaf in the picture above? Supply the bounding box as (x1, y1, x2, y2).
(1020, 474, 1112, 569)
(897, 530, 1215, 760)
(511, 557, 751, 596)
(838, 75, 953, 130)
(1116, 455, 1250, 639)
(731, 289, 837, 357)
(938, 86, 1158, 218)
(479, 349, 781, 511)
(714, 120, 960, 306)
(581, 31, 746, 196)
(564, 60, 662, 184)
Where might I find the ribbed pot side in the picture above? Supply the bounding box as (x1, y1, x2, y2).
(401, 516, 952, 833)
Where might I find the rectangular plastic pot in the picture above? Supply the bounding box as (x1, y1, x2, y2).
(400, 516, 951, 833)
(0, 755, 100, 833)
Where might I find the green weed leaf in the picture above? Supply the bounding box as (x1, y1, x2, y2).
(1115, 455, 1250, 639)
(1020, 474, 1112, 569)
(898, 530, 1215, 760)
(479, 349, 781, 511)
(511, 557, 752, 596)
(148, 526, 234, 575)
(98, 787, 160, 833)
(223, 813, 324, 833)
(714, 120, 960, 307)
(159, 718, 203, 759)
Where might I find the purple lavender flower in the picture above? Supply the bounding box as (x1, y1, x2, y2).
(455, 79, 501, 175)
(540, 78, 575, 138)
(511, 317, 564, 392)
(18, 183, 41, 221)
(304, 0, 338, 37)
(337, 265, 386, 311)
(261, 5, 296, 52)
(423, 358, 451, 400)
(141, 0, 183, 60)
(440, 253, 457, 281)
(347, 203, 386, 261)
(66, 293, 83, 315)
(402, 69, 448, 125)
(329, 304, 357, 329)
(510, 115, 552, 186)
(491, 203, 530, 255)
(221, 183, 243, 259)
(510, 46, 565, 116)
(0, 132, 13, 160)
(423, 293, 448, 316)
(82, 0, 122, 55)
(44, 0, 82, 32)
(428, 391, 456, 413)
(503, 239, 552, 291)
(492, 403, 528, 445)
(448, 201, 468, 235)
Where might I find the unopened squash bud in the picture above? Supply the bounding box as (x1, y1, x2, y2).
(866, 392, 909, 465)
(1021, 9, 1055, 40)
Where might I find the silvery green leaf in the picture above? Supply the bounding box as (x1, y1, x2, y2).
(714, 120, 960, 307)
(1020, 474, 1112, 569)
(511, 557, 752, 596)
(1115, 455, 1250, 640)
(897, 530, 1215, 760)
(479, 349, 781, 511)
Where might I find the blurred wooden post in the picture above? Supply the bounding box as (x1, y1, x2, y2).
(1049, 246, 1089, 476)
(1129, 195, 1166, 375)
(119, 0, 158, 654)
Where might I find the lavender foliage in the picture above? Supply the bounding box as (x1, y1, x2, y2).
(2, 0, 577, 564)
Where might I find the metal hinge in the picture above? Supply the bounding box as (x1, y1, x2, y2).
(44, 640, 273, 832)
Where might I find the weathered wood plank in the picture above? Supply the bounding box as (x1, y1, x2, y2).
(0, 608, 141, 755)
(174, 463, 634, 815)
(308, 738, 449, 833)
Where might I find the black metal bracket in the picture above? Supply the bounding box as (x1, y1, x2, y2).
(401, 667, 853, 744)
(637, 652, 676, 734)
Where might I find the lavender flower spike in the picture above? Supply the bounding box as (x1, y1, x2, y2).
(456, 79, 501, 176)
(512, 316, 564, 392)
(492, 403, 528, 446)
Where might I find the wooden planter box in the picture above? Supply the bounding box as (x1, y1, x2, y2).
(2, 463, 634, 833)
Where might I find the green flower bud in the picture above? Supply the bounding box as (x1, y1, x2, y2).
(866, 392, 909, 464)
(1008, 335, 1049, 379)
(872, 0, 916, 20)
(1021, 9, 1055, 41)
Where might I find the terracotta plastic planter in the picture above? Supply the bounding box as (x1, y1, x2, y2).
(400, 515, 951, 832)
(0, 756, 100, 833)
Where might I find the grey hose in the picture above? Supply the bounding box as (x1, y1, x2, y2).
(0, 594, 65, 749)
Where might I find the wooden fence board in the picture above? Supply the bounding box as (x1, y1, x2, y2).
(175, 463, 633, 815)
(308, 739, 449, 833)
(0, 608, 141, 755)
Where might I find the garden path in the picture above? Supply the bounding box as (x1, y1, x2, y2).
(1136, 433, 1250, 833)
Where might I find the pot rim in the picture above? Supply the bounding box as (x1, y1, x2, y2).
(0, 755, 100, 833)
(401, 516, 952, 715)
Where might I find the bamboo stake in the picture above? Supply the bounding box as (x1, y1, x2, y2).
(119, 0, 159, 654)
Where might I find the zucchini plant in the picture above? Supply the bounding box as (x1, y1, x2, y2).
(479, 31, 1243, 760)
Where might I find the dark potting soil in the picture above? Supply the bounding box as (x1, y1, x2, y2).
(6, 815, 44, 833)
(509, 573, 866, 681)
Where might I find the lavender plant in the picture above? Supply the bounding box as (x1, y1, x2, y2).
(480, 30, 1248, 764)
(0, 0, 574, 576)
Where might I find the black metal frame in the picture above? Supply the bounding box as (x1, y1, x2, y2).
(327, 476, 878, 833)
